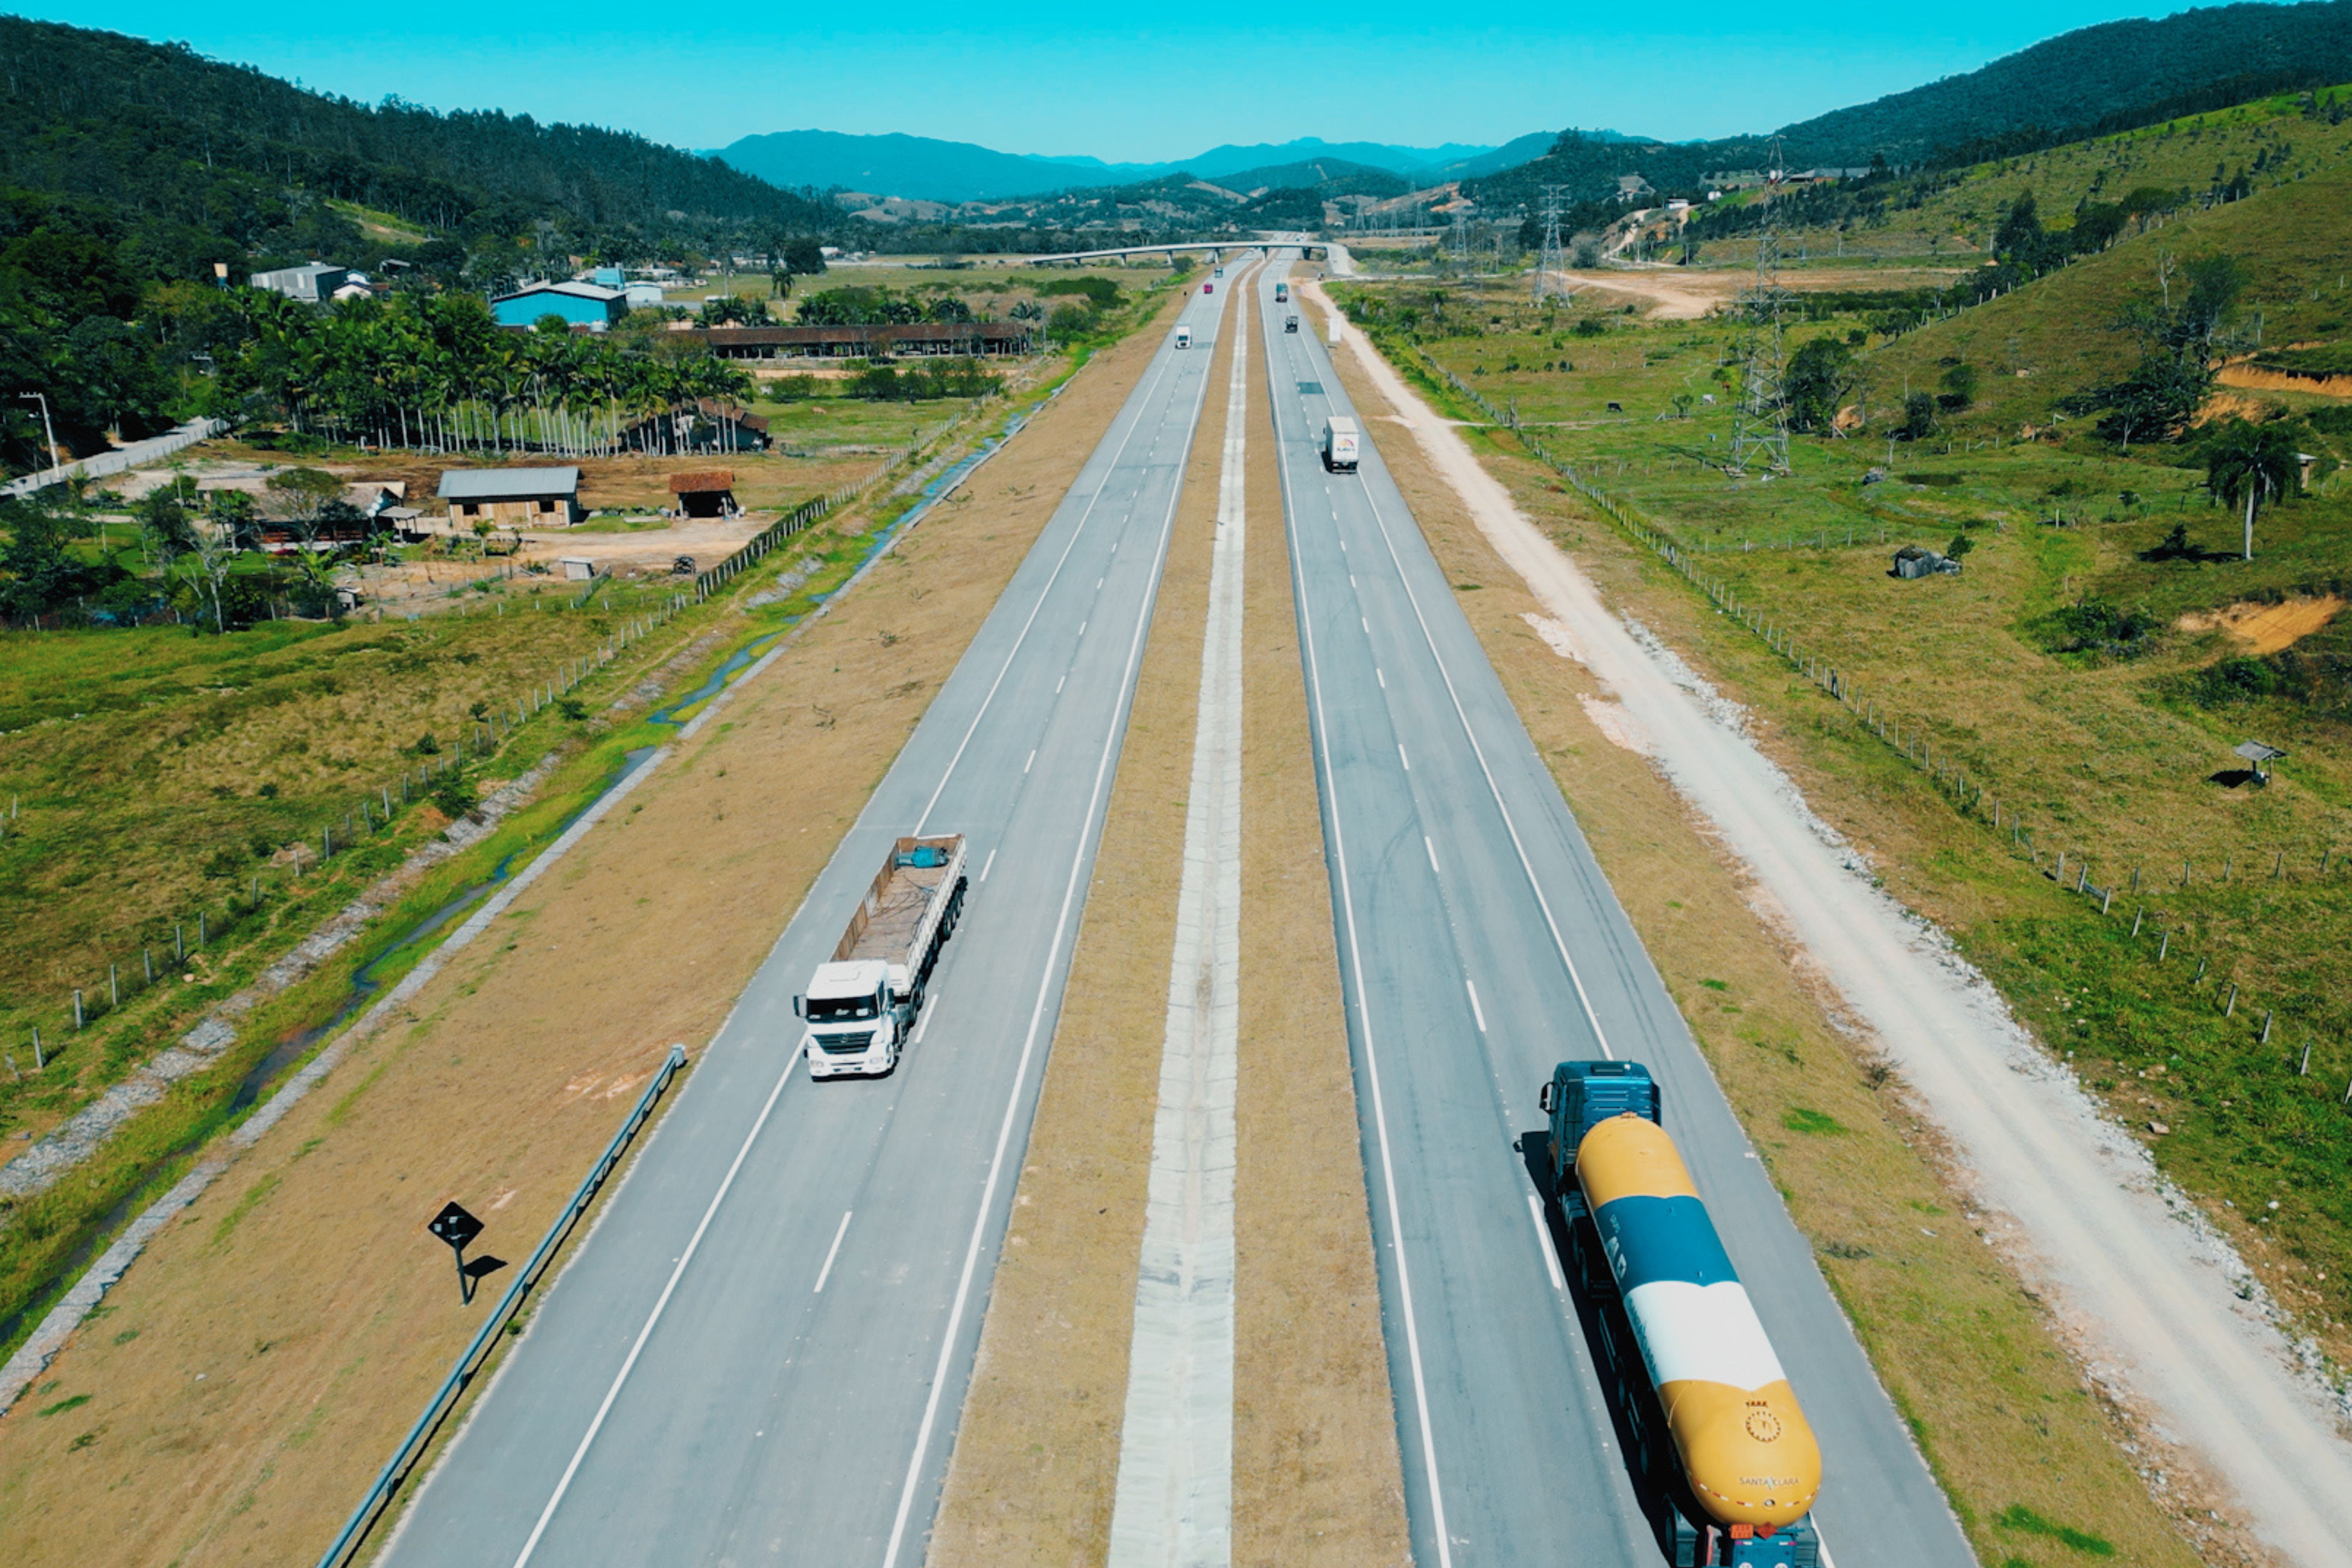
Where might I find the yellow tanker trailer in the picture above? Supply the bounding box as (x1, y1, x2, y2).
(1543, 1059, 1823, 1568)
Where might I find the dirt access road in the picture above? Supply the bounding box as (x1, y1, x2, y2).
(1313, 280, 2352, 1568)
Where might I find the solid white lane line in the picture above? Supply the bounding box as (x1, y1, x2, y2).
(814, 1211, 853, 1293)
(912, 334, 1188, 833)
(510, 1059, 796, 1567)
(1425, 835, 1440, 875)
(880, 269, 1228, 1568)
(1526, 1194, 1566, 1292)
(979, 847, 996, 883)
(1465, 979, 1485, 1033)
(1273, 345, 1455, 1568)
(1107, 256, 1258, 1566)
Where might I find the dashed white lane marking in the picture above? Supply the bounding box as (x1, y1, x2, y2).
(1024, 750, 1037, 775)
(1056, 674, 1066, 693)
(1398, 742, 1411, 772)
(1377, 668, 1386, 689)
(912, 995, 939, 1045)
(814, 1211, 853, 1293)
(510, 1059, 796, 1567)
(1526, 1194, 1566, 1292)
(979, 848, 996, 883)
(1465, 978, 1485, 1033)
(1425, 836, 1441, 875)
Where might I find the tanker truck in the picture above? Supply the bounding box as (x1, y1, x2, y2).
(1541, 1060, 1824, 1567)
(793, 835, 968, 1078)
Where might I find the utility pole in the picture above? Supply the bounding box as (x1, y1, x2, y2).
(15, 392, 59, 489)
(1535, 184, 1569, 301)
(1727, 140, 1793, 479)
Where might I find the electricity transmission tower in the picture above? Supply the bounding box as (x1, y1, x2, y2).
(1534, 185, 1568, 300)
(1727, 145, 1793, 478)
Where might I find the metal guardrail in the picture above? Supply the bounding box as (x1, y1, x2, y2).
(313, 1042, 690, 1568)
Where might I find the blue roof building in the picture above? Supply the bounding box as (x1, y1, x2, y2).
(590, 266, 625, 287)
(489, 281, 627, 330)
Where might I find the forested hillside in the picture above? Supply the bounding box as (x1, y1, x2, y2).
(0, 16, 838, 472)
(1474, 0, 2352, 207)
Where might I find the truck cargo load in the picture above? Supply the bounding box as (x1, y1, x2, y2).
(1541, 1060, 1825, 1567)
(794, 835, 968, 1078)
(1320, 416, 1359, 473)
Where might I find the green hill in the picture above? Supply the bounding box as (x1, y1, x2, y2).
(1863, 157, 2352, 434)
(0, 16, 838, 467)
(1474, 0, 2352, 209)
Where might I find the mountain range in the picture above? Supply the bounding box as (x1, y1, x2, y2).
(713, 129, 1595, 202)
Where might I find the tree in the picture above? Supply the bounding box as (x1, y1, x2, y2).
(265, 466, 347, 579)
(2204, 420, 2302, 560)
(1784, 337, 1854, 433)
(1900, 390, 1937, 441)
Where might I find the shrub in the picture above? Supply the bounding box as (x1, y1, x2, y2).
(2036, 596, 2159, 658)
(428, 773, 478, 818)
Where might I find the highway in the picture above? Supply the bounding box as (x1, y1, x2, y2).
(1254, 259, 1977, 1567)
(377, 266, 1247, 1568)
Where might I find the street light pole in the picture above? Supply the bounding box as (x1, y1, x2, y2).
(16, 391, 58, 489)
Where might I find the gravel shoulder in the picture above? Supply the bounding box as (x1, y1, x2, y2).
(1309, 281, 2352, 1568)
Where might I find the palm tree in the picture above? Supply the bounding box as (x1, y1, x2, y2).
(2205, 421, 2303, 561)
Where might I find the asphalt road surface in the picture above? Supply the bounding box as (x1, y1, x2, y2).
(1256, 258, 1976, 1568)
(377, 266, 1249, 1568)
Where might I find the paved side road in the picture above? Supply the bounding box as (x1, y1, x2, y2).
(1256, 261, 1975, 1568)
(376, 274, 1243, 1568)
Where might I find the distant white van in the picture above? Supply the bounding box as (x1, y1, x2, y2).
(1175, 326, 1192, 350)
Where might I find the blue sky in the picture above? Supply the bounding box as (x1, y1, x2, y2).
(24, 1, 2200, 162)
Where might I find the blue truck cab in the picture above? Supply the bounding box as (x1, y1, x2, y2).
(1541, 1058, 1661, 1183)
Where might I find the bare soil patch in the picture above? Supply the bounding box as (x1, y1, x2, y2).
(2178, 594, 2344, 654)
(0, 300, 1182, 1568)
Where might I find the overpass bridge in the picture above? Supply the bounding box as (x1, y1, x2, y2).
(1022, 236, 1321, 266)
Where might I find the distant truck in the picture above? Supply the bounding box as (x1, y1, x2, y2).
(1274, 281, 1289, 302)
(1175, 325, 1192, 350)
(1285, 314, 1300, 334)
(1541, 1060, 1826, 1567)
(794, 835, 969, 1078)
(1320, 416, 1360, 473)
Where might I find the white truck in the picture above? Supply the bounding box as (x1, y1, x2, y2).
(1321, 416, 1361, 473)
(1175, 325, 1192, 350)
(794, 834, 969, 1078)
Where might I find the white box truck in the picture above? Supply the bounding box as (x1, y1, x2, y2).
(1175, 325, 1192, 350)
(794, 834, 969, 1078)
(1321, 416, 1361, 473)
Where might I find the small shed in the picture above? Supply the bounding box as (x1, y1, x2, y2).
(1893, 544, 1960, 579)
(668, 469, 740, 518)
(2234, 739, 2285, 786)
(559, 557, 598, 581)
(438, 467, 582, 529)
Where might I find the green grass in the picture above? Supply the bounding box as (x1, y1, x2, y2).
(1339, 190, 2352, 1345)
(1870, 159, 2352, 432)
(0, 301, 1153, 1370)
